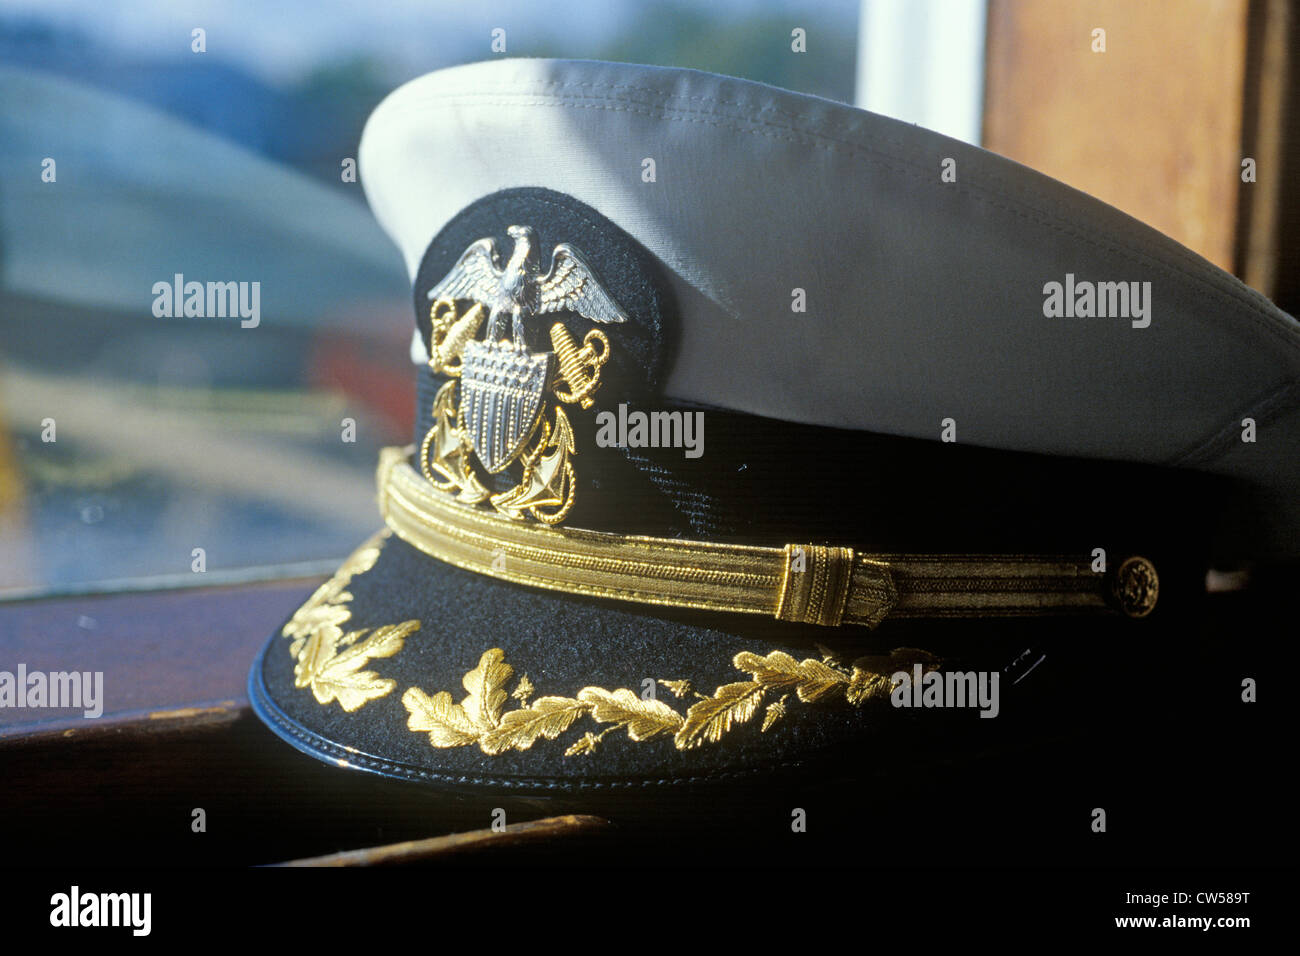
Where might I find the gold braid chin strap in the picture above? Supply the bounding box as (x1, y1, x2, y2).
(376, 446, 1159, 628)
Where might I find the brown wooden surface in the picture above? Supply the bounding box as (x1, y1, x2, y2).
(0, 582, 1287, 867)
(0, 706, 613, 866)
(1235, 0, 1293, 298)
(0, 580, 619, 866)
(984, 0, 1250, 273)
(0, 577, 319, 737)
(276, 814, 612, 866)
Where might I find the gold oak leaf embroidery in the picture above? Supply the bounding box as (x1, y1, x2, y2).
(734, 650, 848, 702)
(294, 622, 419, 711)
(675, 681, 766, 750)
(281, 535, 383, 658)
(762, 695, 790, 732)
(577, 687, 683, 741)
(657, 679, 693, 699)
(282, 530, 420, 712)
(847, 648, 939, 705)
(404, 650, 529, 752)
(512, 674, 535, 706)
(284, 600, 351, 661)
(401, 645, 942, 756)
(479, 696, 589, 755)
(564, 732, 601, 757)
(402, 688, 482, 747)
(461, 648, 514, 731)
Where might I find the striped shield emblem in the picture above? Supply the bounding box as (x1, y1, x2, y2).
(458, 339, 555, 473)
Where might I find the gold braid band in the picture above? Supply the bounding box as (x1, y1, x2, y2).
(377, 446, 1159, 628)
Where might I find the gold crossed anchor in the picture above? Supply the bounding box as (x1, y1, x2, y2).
(549, 325, 610, 409)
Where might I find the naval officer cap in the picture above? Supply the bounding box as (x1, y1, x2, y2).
(250, 59, 1300, 796)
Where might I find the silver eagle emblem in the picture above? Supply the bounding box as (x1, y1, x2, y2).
(423, 226, 625, 488)
(426, 225, 627, 346)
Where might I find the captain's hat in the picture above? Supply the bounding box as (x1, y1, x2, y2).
(250, 58, 1300, 796)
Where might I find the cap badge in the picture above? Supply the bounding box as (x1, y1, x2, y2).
(420, 226, 626, 524)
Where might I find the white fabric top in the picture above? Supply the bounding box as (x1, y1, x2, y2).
(360, 59, 1300, 558)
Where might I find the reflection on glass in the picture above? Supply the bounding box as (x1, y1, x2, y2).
(0, 0, 858, 596)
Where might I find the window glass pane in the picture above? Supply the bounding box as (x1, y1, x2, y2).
(0, 0, 858, 597)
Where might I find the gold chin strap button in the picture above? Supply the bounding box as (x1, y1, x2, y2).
(1109, 555, 1160, 619)
(775, 544, 856, 627)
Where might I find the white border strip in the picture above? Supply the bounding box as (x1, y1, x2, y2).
(856, 0, 988, 145)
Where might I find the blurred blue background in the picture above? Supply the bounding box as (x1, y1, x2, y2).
(1, 0, 859, 183)
(0, 0, 860, 595)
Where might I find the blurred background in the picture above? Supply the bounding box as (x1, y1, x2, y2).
(0, 0, 1294, 596)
